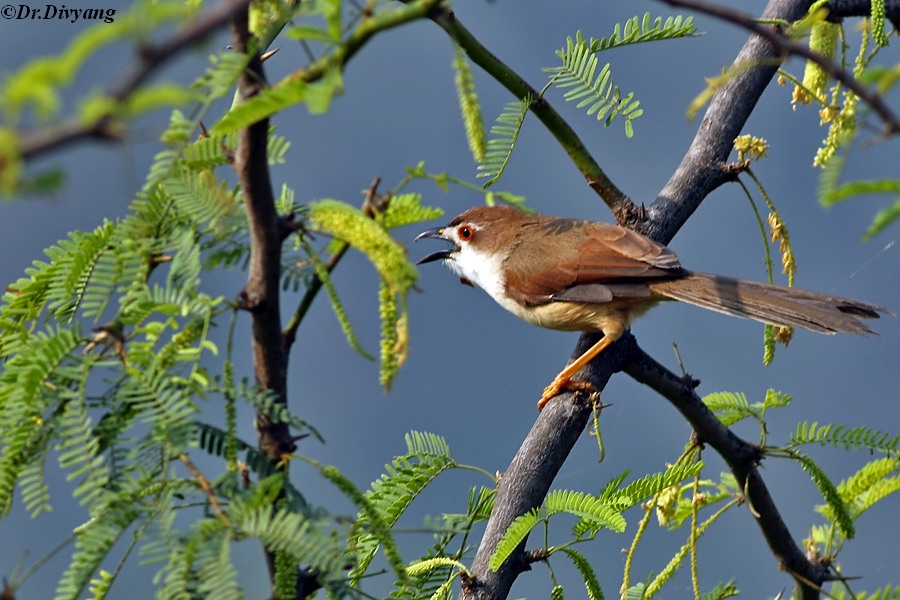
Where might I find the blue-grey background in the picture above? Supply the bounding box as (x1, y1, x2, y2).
(2, 1, 899, 598)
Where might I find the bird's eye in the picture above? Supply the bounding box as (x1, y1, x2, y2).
(457, 225, 474, 241)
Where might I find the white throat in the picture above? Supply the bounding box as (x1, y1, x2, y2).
(445, 245, 522, 315)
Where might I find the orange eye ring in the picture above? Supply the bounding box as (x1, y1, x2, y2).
(457, 225, 474, 241)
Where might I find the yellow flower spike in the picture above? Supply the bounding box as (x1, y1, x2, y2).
(799, 13, 839, 106)
(733, 135, 769, 162)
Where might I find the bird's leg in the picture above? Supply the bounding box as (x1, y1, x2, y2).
(538, 332, 620, 411)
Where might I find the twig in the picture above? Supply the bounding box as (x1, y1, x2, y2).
(659, 0, 900, 137)
(426, 5, 631, 217)
(19, 0, 253, 161)
(180, 453, 229, 522)
(282, 177, 382, 352)
(619, 334, 829, 597)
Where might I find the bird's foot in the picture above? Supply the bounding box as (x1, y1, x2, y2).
(538, 378, 595, 411)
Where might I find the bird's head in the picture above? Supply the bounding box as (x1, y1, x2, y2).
(415, 205, 529, 289)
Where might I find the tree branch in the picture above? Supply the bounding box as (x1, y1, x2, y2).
(660, 0, 900, 138)
(228, 7, 304, 597)
(460, 1, 830, 599)
(229, 0, 292, 462)
(427, 6, 631, 216)
(619, 334, 829, 600)
(19, 0, 252, 161)
(462, 333, 627, 600)
(646, 0, 813, 244)
(827, 0, 900, 27)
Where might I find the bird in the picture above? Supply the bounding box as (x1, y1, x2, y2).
(415, 205, 888, 410)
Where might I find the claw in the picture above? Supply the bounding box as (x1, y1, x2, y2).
(537, 378, 595, 410)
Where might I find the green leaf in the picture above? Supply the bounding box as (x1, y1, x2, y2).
(235, 505, 349, 585)
(306, 67, 344, 115)
(488, 509, 541, 571)
(821, 179, 900, 206)
(286, 24, 335, 42)
(593, 13, 698, 51)
(602, 462, 705, 511)
(700, 578, 740, 600)
(794, 451, 855, 538)
(351, 431, 456, 579)
(490, 489, 625, 571)
(562, 548, 605, 600)
(544, 490, 626, 532)
(790, 422, 900, 456)
(702, 391, 755, 426)
(825, 457, 900, 521)
(476, 97, 530, 188)
(302, 239, 374, 361)
(546, 32, 642, 136)
(377, 193, 443, 230)
(321, 465, 408, 584)
(863, 197, 900, 240)
(122, 83, 201, 117)
(212, 68, 343, 134)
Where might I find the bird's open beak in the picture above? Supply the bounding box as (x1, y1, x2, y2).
(414, 227, 456, 265)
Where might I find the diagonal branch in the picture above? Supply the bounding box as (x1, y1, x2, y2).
(428, 6, 631, 216)
(19, 0, 253, 161)
(644, 0, 813, 244)
(660, 0, 900, 137)
(460, 1, 827, 599)
(620, 335, 829, 599)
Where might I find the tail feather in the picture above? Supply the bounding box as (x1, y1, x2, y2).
(649, 272, 889, 336)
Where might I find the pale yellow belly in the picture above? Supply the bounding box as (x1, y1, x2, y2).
(506, 298, 661, 335)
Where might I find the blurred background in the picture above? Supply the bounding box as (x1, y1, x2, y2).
(2, 0, 899, 597)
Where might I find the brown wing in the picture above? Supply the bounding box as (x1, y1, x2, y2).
(503, 217, 684, 307)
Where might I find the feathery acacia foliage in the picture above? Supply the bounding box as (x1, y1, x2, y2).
(1, 1, 898, 598)
(350, 432, 458, 580)
(593, 13, 698, 50)
(546, 32, 643, 138)
(477, 98, 530, 188)
(788, 4, 900, 237)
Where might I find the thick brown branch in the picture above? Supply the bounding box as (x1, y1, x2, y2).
(19, 0, 252, 161)
(229, 8, 300, 597)
(229, 0, 292, 462)
(462, 334, 630, 600)
(461, 2, 828, 599)
(644, 0, 813, 244)
(826, 0, 900, 27)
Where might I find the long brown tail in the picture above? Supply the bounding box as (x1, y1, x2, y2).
(649, 271, 889, 336)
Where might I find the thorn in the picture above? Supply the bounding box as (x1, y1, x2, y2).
(260, 48, 280, 62)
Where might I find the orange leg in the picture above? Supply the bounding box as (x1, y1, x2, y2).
(538, 332, 620, 411)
